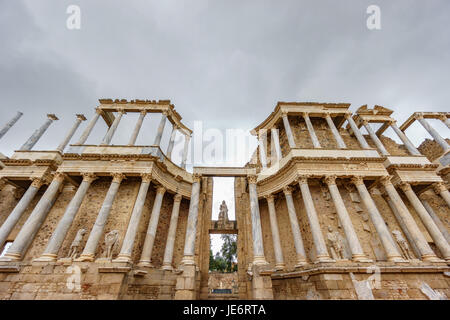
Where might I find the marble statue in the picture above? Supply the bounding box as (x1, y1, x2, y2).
(68, 229, 86, 259)
(218, 200, 229, 222)
(392, 230, 413, 260)
(102, 230, 119, 259)
(327, 226, 344, 260)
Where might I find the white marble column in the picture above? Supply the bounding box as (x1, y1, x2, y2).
(166, 125, 178, 159)
(258, 130, 268, 169)
(36, 173, 97, 261)
(271, 128, 282, 161)
(389, 121, 421, 156)
(345, 114, 370, 149)
(0, 178, 46, 251)
(400, 183, 450, 261)
(74, 109, 102, 145)
(380, 176, 439, 262)
(181, 134, 191, 169)
(324, 176, 370, 262)
(265, 194, 285, 270)
(138, 186, 166, 267)
(162, 194, 183, 270)
(297, 176, 332, 262)
(181, 174, 201, 265)
(282, 187, 307, 267)
(416, 114, 450, 153)
(153, 112, 168, 147)
(101, 109, 125, 145)
(325, 113, 346, 149)
(433, 182, 450, 208)
(0, 111, 23, 140)
(438, 114, 450, 129)
(19, 114, 59, 151)
(303, 113, 321, 148)
(281, 112, 296, 149)
(247, 175, 267, 265)
(351, 176, 403, 262)
(113, 174, 152, 263)
(77, 173, 125, 261)
(56, 114, 87, 152)
(362, 120, 389, 156)
(128, 110, 147, 146)
(1, 173, 65, 261)
(420, 198, 450, 243)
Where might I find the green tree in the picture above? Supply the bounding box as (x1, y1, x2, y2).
(220, 234, 237, 272)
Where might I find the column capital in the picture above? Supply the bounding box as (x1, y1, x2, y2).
(47, 114, 59, 121)
(141, 173, 152, 183)
(399, 182, 413, 193)
(81, 173, 97, 183)
(323, 112, 332, 118)
(156, 186, 166, 195)
(301, 112, 310, 118)
(116, 108, 126, 114)
(282, 186, 293, 196)
(388, 119, 397, 126)
(174, 193, 182, 203)
(323, 175, 337, 186)
(281, 111, 289, 117)
(264, 194, 275, 203)
(30, 177, 45, 188)
(76, 114, 87, 121)
(295, 174, 310, 185)
(53, 172, 66, 183)
(193, 173, 202, 183)
(111, 173, 126, 183)
(361, 119, 369, 126)
(433, 182, 447, 194)
(344, 112, 352, 119)
(350, 176, 364, 186)
(438, 114, 448, 122)
(95, 108, 104, 115)
(162, 110, 170, 116)
(379, 175, 393, 187)
(414, 113, 424, 120)
(247, 174, 257, 184)
(140, 110, 148, 116)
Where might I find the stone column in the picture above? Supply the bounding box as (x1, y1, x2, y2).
(380, 176, 439, 262)
(282, 187, 307, 267)
(101, 109, 125, 145)
(265, 194, 285, 270)
(181, 134, 191, 169)
(420, 198, 450, 243)
(247, 175, 267, 265)
(297, 175, 332, 262)
(345, 114, 370, 149)
(433, 182, 450, 208)
(138, 186, 166, 267)
(271, 128, 282, 161)
(325, 113, 346, 149)
(36, 173, 97, 261)
(77, 173, 125, 261)
(362, 120, 389, 156)
(0, 111, 23, 140)
(162, 194, 183, 270)
(0, 178, 46, 251)
(258, 130, 268, 169)
(416, 113, 450, 153)
(181, 174, 201, 265)
(114, 173, 152, 263)
(389, 121, 421, 156)
(56, 114, 87, 152)
(1, 173, 65, 261)
(303, 113, 321, 148)
(166, 125, 178, 159)
(74, 109, 102, 145)
(19, 114, 59, 151)
(153, 111, 168, 147)
(324, 176, 369, 262)
(400, 183, 450, 261)
(281, 112, 296, 149)
(438, 114, 450, 129)
(128, 110, 147, 146)
(350, 176, 403, 262)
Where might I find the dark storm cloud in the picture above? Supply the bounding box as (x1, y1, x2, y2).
(0, 0, 449, 158)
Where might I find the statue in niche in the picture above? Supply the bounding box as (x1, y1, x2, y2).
(102, 230, 119, 259)
(218, 200, 229, 228)
(320, 184, 331, 201)
(327, 226, 345, 260)
(68, 229, 86, 259)
(392, 230, 413, 260)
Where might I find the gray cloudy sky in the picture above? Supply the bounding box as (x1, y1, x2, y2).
(1, 1, 450, 252)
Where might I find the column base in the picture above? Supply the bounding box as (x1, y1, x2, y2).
(74, 253, 95, 262)
(161, 263, 173, 271)
(387, 254, 405, 263)
(314, 255, 335, 264)
(421, 254, 444, 263)
(351, 254, 373, 263)
(95, 257, 112, 264)
(252, 255, 268, 266)
(57, 257, 74, 264)
(137, 260, 155, 268)
(0, 252, 21, 261)
(112, 254, 132, 264)
(274, 263, 285, 271)
(33, 253, 57, 262)
(180, 255, 195, 266)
